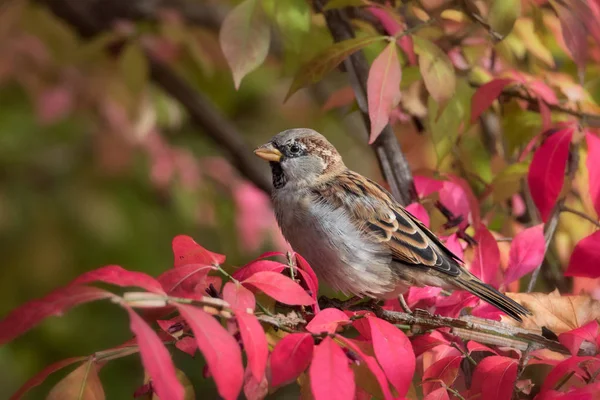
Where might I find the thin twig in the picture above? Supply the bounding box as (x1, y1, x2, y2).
(561, 206, 600, 229)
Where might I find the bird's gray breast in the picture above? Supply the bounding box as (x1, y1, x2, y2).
(272, 188, 398, 298)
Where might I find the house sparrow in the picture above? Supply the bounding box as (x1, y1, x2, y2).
(254, 128, 530, 321)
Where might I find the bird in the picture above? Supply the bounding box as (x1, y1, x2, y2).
(254, 128, 531, 321)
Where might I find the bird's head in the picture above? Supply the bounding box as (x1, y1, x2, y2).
(254, 128, 345, 189)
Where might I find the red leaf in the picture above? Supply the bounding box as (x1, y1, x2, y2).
(566, 231, 600, 278)
(175, 336, 198, 357)
(444, 234, 464, 261)
(435, 291, 479, 318)
(540, 356, 599, 393)
(295, 253, 319, 302)
(368, 316, 415, 396)
(309, 336, 355, 400)
(406, 286, 442, 309)
(558, 320, 599, 356)
(336, 336, 395, 400)
(71, 265, 165, 294)
(504, 224, 545, 284)
(467, 341, 498, 355)
(439, 177, 477, 229)
(406, 202, 430, 227)
(367, 7, 416, 65)
(306, 308, 350, 334)
(586, 132, 600, 215)
(242, 271, 314, 305)
(411, 332, 450, 357)
(125, 306, 184, 400)
(367, 41, 402, 143)
(223, 282, 256, 311)
(158, 264, 213, 294)
(9, 357, 86, 400)
(232, 260, 286, 282)
(236, 311, 268, 382)
(528, 129, 574, 221)
(422, 355, 462, 395)
(471, 224, 501, 288)
(0, 286, 113, 345)
(414, 176, 444, 198)
(470, 356, 517, 400)
(270, 333, 314, 387)
(470, 78, 514, 123)
(177, 304, 243, 400)
(424, 387, 450, 400)
(256, 251, 286, 260)
(172, 235, 225, 267)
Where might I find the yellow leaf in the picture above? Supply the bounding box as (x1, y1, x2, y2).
(492, 161, 530, 202)
(413, 36, 456, 105)
(47, 360, 104, 400)
(488, 0, 521, 39)
(513, 18, 555, 67)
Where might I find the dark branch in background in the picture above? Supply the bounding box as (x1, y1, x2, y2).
(313, 0, 417, 206)
(40, 0, 273, 194)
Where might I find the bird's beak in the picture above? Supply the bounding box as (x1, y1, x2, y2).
(254, 143, 282, 162)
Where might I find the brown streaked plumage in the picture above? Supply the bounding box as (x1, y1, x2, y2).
(254, 128, 531, 321)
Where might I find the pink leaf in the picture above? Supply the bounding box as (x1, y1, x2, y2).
(406, 202, 430, 227)
(232, 260, 286, 282)
(422, 355, 462, 395)
(295, 253, 319, 302)
(9, 357, 86, 400)
(242, 271, 314, 305)
(172, 235, 225, 267)
(236, 311, 268, 382)
(270, 333, 314, 387)
(177, 304, 243, 400)
(157, 263, 213, 295)
(424, 387, 450, 400)
(125, 306, 184, 400)
(470, 356, 517, 400)
(558, 320, 599, 356)
(36, 86, 73, 124)
(444, 233, 464, 260)
(504, 224, 545, 284)
(368, 7, 416, 65)
(553, 0, 590, 81)
(336, 336, 395, 400)
(471, 224, 501, 287)
(439, 176, 479, 229)
(309, 336, 355, 400)
(435, 291, 479, 318)
(175, 336, 198, 357)
(368, 316, 415, 396)
(223, 282, 256, 311)
(0, 286, 113, 345)
(243, 365, 268, 400)
(467, 341, 498, 355)
(406, 286, 442, 309)
(566, 230, 600, 278)
(71, 265, 165, 294)
(527, 129, 574, 221)
(367, 42, 402, 143)
(586, 132, 600, 215)
(306, 308, 350, 334)
(470, 78, 513, 123)
(414, 176, 444, 198)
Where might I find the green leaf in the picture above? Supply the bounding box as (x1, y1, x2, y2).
(119, 42, 149, 97)
(324, 0, 367, 10)
(219, 0, 271, 89)
(492, 161, 530, 202)
(488, 0, 521, 39)
(501, 102, 542, 154)
(413, 36, 456, 106)
(286, 35, 388, 100)
(275, 0, 311, 52)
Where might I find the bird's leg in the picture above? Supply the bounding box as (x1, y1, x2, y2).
(398, 294, 413, 314)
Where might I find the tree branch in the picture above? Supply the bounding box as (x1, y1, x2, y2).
(40, 0, 273, 194)
(313, 0, 416, 206)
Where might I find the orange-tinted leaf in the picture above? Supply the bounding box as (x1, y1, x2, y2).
(505, 290, 600, 333)
(286, 36, 387, 100)
(322, 86, 355, 111)
(413, 37, 455, 105)
(367, 41, 402, 143)
(527, 129, 573, 221)
(10, 357, 86, 400)
(47, 360, 104, 400)
(309, 336, 355, 400)
(177, 304, 243, 400)
(219, 0, 270, 89)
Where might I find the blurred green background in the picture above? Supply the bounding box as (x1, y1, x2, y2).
(0, 0, 382, 398)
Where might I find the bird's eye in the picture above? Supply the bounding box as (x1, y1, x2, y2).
(289, 144, 301, 154)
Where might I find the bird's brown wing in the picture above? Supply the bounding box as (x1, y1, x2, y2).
(315, 170, 462, 277)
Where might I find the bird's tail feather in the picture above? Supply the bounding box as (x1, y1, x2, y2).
(454, 275, 531, 322)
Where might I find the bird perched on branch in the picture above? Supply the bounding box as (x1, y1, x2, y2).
(254, 128, 530, 321)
